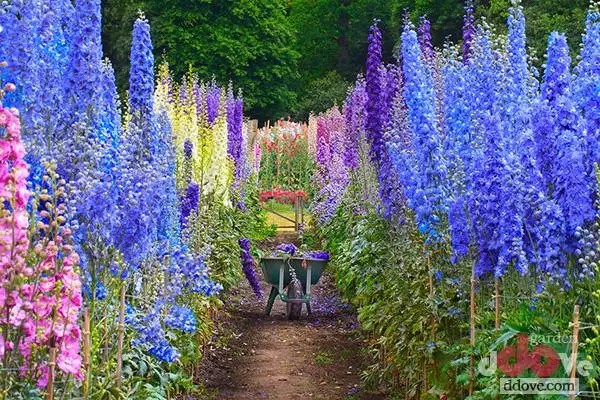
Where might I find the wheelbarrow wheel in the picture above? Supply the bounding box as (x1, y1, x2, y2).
(286, 280, 303, 320)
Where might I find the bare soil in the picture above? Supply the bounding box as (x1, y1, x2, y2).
(196, 267, 386, 400)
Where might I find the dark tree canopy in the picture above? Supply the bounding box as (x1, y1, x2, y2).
(102, 0, 590, 121)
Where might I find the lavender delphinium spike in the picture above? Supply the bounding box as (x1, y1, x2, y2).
(206, 82, 221, 125)
(342, 78, 367, 170)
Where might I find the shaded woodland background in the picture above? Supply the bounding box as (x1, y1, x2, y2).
(102, 0, 588, 121)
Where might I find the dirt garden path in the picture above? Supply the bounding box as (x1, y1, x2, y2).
(196, 235, 386, 400)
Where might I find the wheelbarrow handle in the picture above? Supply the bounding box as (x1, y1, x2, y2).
(278, 264, 285, 295)
(306, 265, 312, 296)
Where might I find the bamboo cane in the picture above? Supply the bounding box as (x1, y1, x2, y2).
(46, 348, 56, 400)
(495, 278, 500, 330)
(568, 304, 580, 400)
(469, 267, 476, 397)
(82, 308, 91, 399)
(116, 285, 126, 389)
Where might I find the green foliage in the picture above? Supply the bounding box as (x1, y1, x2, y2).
(322, 195, 600, 398)
(293, 71, 351, 120)
(102, 0, 590, 119)
(257, 124, 316, 194)
(314, 351, 334, 366)
(149, 0, 299, 121)
(481, 0, 588, 62)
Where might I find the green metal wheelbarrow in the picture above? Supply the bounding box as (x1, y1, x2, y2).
(259, 256, 327, 320)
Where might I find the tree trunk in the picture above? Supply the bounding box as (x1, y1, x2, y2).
(337, 0, 350, 72)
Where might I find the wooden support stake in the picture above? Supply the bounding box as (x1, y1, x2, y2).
(568, 304, 580, 400)
(116, 285, 126, 389)
(469, 268, 476, 397)
(495, 278, 500, 330)
(300, 197, 304, 226)
(82, 308, 91, 399)
(46, 347, 56, 400)
(294, 196, 299, 231)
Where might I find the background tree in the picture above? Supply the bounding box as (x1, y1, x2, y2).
(102, 0, 589, 121)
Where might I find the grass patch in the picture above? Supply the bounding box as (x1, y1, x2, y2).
(314, 351, 334, 366)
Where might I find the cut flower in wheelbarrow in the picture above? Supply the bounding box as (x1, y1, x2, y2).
(271, 242, 330, 260)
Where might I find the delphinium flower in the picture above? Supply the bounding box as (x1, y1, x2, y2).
(275, 243, 299, 256)
(37, 0, 72, 138)
(312, 108, 350, 223)
(168, 248, 222, 296)
(113, 16, 159, 268)
(165, 305, 197, 333)
(462, 0, 475, 62)
(180, 182, 200, 230)
(365, 21, 385, 163)
(516, 99, 565, 274)
(443, 47, 471, 261)
(503, 0, 532, 150)
(418, 16, 435, 65)
(378, 64, 405, 221)
(305, 251, 330, 261)
(131, 303, 180, 363)
(238, 238, 264, 299)
(342, 78, 367, 170)
(575, 3, 600, 174)
(315, 116, 331, 171)
(540, 32, 594, 249)
(206, 81, 221, 126)
(128, 15, 156, 148)
(180, 139, 200, 229)
(64, 0, 102, 129)
(401, 22, 448, 240)
(154, 101, 181, 246)
(0, 0, 42, 123)
(386, 70, 414, 210)
(98, 59, 121, 150)
(253, 141, 262, 176)
(496, 151, 527, 277)
(227, 87, 247, 206)
(466, 30, 503, 276)
(575, 166, 600, 278)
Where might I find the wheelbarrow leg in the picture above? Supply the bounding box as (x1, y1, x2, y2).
(306, 302, 312, 316)
(265, 287, 278, 316)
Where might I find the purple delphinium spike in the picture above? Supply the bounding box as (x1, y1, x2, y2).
(239, 238, 264, 299)
(206, 82, 221, 125)
(462, 0, 475, 62)
(366, 20, 385, 163)
(180, 182, 199, 230)
(342, 78, 367, 170)
(183, 138, 193, 159)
